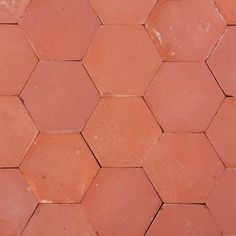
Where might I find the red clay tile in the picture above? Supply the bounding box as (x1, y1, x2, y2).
(144, 133, 225, 203)
(20, 133, 99, 203)
(82, 97, 162, 167)
(20, 0, 100, 60)
(83, 25, 162, 96)
(207, 98, 236, 167)
(20, 61, 99, 133)
(207, 169, 236, 235)
(22, 204, 98, 236)
(0, 0, 30, 23)
(0, 96, 37, 167)
(0, 25, 38, 95)
(0, 169, 37, 236)
(146, 204, 220, 236)
(82, 168, 161, 236)
(215, 0, 236, 24)
(144, 62, 224, 132)
(146, 0, 226, 61)
(207, 27, 236, 97)
(90, 0, 157, 24)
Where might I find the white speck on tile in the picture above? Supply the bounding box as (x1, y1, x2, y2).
(153, 29, 163, 45)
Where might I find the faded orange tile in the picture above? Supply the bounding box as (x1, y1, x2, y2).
(215, 0, 236, 24)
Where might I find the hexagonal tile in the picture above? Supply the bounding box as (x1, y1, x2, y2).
(90, 0, 157, 24)
(22, 204, 98, 236)
(82, 97, 162, 167)
(20, 133, 99, 203)
(20, 0, 100, 60)
(144, 62, 224, 132)
(207, 27, 236, 97)
(215, 0, 236, 24)
(82, 168, 161, 236)
(144, 133, 225, 203)
(207, 98, 236, 167)
(0, 0, 30, 23)
(207, 169, 236, 235)
(0, 25, 38, 95)
(20, 61, 100, 133)
(145, 0, 226, 61)
(0, 96, 37, 167)
(83, 25, 162, 96)
(146, 204, 221, 236)
(0, 169, 38, 236)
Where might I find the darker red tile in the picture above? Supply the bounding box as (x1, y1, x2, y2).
(20, 0, 100, 60)
(82, 168, 161, 236)
(90, 0, 157, 24)
(144, 62, 224, 132)
(83, 25, 162, 96)
(20, 133, 99, 203)
(0, 96, 37, 167)
(82, 97, 162, 167)
(207, 98, 236, 167)
(146, 204, 220, 236)
(20, 61, 100, 132)
(22, 204, 98, 236)
(144, 133, 225, 203)
(215, 0, 236, 24)
(0, 25, 38, 95)
(146, 0, 226, 61)
(207, 27, 236, 97)
(0, 169, 37, 236)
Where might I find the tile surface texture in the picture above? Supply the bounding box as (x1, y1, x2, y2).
(0, 0, 235, 235)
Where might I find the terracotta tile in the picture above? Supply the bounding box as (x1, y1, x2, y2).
(82, 97, 162, 167)
(146, 204, 220, 236)
(83, 25, 162, 96)
(0, 0, 30, 23)
(20, 0, 100, 60)
(0, 25, 38, 95)
(90, 0, 157, 24)
(20, 61, 99, 133)
(0, 169, 38, 236)
(22, 204, 98, 236)
(144, 62, 224, 132)
(146, 0, 226, 61)
(0, 96, 37, 167)
(207, 27, 236, 97)
(82, 168, 161, 236)
(215, 0, 236, 24)
(144, 133, 225, 203)
(207, 98, 236, 167)
(20, 133, 99, 203)
(207, 169, 236, 235)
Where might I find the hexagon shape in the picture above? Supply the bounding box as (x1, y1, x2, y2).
(207, 98, 236, 167)
(20, 0, 100, 60)
(215, 0, 236, 24)
(207, 170, 236, 235)
(207, 27, 236, 97)
(20, 133, 99, 203)
(82, 97, 162, 167)
(144, 62, 224, 132)
(82, 168, 161, 236)
(22, 204, 98, 236)
(146, 204, 221, 236)
(83, 25, 162, 96)
(0, 169, 37, 236)
(20, 61, 100, 132)
(0, 96, 37, 167)
(0, 0, 30, 23)
(145, 0, 226, 61)
(0, 25, 38, 95)
(90, 0, 157, 24)
(144, 133, 225, 203)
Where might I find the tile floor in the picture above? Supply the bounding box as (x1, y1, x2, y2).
(0, 0, 235, 235)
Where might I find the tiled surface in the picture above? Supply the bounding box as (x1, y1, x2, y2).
(0, 0, 236, 236)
